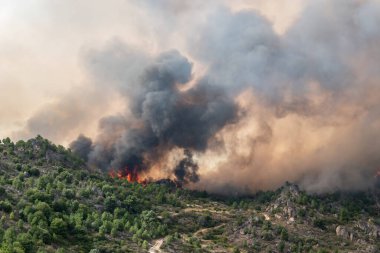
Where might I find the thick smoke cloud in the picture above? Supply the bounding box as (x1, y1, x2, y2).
(192, 0, 380, 193)
(174, 149, 200, 184)
(69, 134, 92, 161)
(71, 49, 237, 180)
(19, 0, 380, 193)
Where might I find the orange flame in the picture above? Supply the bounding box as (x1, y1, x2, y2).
(109, 166, 146, 184)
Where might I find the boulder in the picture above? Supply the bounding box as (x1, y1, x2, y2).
(356, 220, 369, 232)
(336, 225, 350, 239)
(369, 226, 380, 238)
(366, 245, 378, 253)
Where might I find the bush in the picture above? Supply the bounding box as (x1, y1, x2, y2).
(198, 214, 213, 228)
(28, 167, 41, 177)
(278, 241, 285, 253)
(339, 208, 350, 223)
(0, 187, 6, 196)
(0, 200, 12, 213)
(142, 240, 149, 250)
(280, 228, 288, 241)
(63, 189, 75, 199)
(313, 218, 327, 230)
(50, 218, 68, 236)
(104, 196, 117, 212)
(17, 233, 35, 253)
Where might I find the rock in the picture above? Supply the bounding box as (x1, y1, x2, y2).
(284, 206, 296, 218)
(275, 214, 282, 220)
(356, 239, 366, 244)
(336, 225, 350, 239)
(366, 245, 378, 253)
(356, 220, 369, 232)
(94, 204, 103, 211)
(287, 217, 295, 225)
(369, 226, 380, 238)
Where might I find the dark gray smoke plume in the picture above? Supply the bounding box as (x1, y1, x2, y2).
(69, 134, 92, 161)
(174, 149, 200, 184)
(71, 50, 237, 180)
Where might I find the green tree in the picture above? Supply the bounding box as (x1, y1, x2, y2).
(50, 218, 68, 236)
(339, 208, 350, 223)
(280, 228, 288, 241)
(142, 240, 149, 250)
(17, 233, 35, 253)
(35, 202, 52, 218)
(278, 241, 285, 253)
(104, 196, 117, 212)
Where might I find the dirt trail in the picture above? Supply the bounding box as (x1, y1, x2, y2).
(194, 224, 225, 237)
(149, 238, 164, 253)
(183, 207, 230, 215)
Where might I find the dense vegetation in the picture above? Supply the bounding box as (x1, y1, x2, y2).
(0, 136, 379, 253)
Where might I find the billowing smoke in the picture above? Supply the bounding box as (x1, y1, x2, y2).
(191, 0, 380, 193)
(174, 149, 200, 184)
(70, 49, 237, 182)
(69, 134, 92, 161)
(18, 0, 380, 193)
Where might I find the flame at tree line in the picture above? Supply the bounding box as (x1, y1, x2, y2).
(109, 167, 147, 184)
(108, 166, 186, 189)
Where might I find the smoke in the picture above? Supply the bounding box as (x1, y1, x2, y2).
(69, 134, 92, 161)
(191, 0, 380, 193)
(71, 49, 237, 182)
(17, 0, 380, 193)
(14, 87, 106, 144)
(174, 149, 200, 184)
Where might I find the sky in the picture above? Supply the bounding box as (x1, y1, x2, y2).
(0, 0, 304, 143)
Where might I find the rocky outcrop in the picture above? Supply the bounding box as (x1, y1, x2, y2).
(267, 184, 300, 220)
(356, 220, 380, 239)
(369, 226, 380, 238)
(336, 225, 354, 241)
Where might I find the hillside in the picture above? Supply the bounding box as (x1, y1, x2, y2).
(0, 136, 379, 253)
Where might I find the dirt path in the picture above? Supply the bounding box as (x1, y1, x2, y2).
(182, 207, 230, 215)
(149, 238, 164, 253)
(194, 224, 225, 237)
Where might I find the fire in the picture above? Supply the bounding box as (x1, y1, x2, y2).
(109, 166, 146, 184)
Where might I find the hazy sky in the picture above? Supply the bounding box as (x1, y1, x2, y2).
(0, 0, 304, 142)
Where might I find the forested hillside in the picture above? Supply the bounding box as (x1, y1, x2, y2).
(0, 137, 379, 253)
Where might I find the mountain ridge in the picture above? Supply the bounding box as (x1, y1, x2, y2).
(0, 136, 378, 253)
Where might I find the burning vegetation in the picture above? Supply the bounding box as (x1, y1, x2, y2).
(108, 167, 186, 189)
(109, 167, 146, 184)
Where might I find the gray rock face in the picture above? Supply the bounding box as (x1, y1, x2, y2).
(369, 226, 380, 238)
(356, 221, 370, 232)
(267, 184, 300, 219)
(366, 245, 378, 253)
(356, 220, 380, 239)
(285, 206, 296, 218)
(336, 225, 351, 240)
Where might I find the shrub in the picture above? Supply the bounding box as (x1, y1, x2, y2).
(0, 200, 12, 213)
(50, 218, 68, 236)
